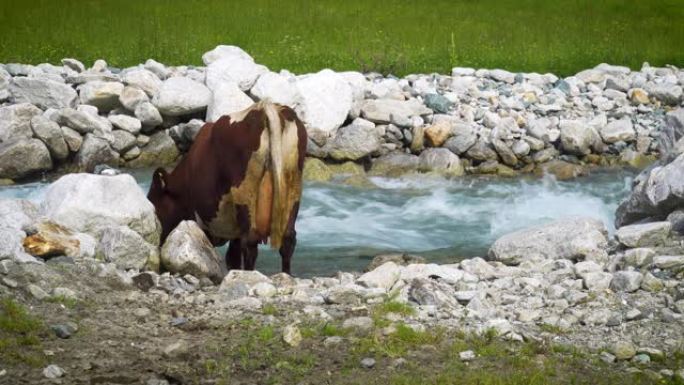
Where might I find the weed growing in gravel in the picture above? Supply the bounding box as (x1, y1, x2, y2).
(0, 298, 46, 366)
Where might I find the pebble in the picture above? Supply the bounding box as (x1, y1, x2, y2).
(633, 354, 650, 365)
(51, 322, 78, 339)
(459, 350, 476, 362)
(162, 340, 189, 358)
(283, 324, 302, 347)
(170, 317, 188, 327)
(28, 284, 49, 300)
(1, 277, 18, 288)
(612, 341, 637, 360)
(600, 351, 616, 364)
(43, 364, 65, 379)
(361, 357, 376, 369)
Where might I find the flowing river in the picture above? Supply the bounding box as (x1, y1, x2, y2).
(0, 169, 636, 277)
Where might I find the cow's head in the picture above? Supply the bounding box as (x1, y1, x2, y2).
(148, 167, 182, 244)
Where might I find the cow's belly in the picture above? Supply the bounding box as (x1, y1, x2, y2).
(206, 191, 241, 240)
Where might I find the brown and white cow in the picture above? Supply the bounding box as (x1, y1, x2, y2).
(147, 101, 307, 274)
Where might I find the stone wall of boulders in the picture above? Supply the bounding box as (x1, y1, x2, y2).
(1, 45, 683, 181)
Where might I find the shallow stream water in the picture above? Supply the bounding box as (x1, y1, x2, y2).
(0, 169, 636, 277)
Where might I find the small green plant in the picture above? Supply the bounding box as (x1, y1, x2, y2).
(257, 325, 276, 342)
(46, 295, 78, 309)
(539, 323, 567, 335)
(262, 303, 278, 316)
(0, 298, 46, 366)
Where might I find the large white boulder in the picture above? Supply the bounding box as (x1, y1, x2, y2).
(327, 118, 381, 161)
(559, 120, 600, 155)
(41, 173, 160, 244)
(294, 70, 353, 134)
(153, 77, 212, 116)
(121, 68, 162, 97)
(600, 118, 635, 144)
(488, 217, 609, 265)
(205, 81, 254, 122)
(97, 225, 159, 271)
(161, 220, 223, 283)
(202, 45, 254, 65)
(205, 55, 268, 92)
(250, 71, 298, 107)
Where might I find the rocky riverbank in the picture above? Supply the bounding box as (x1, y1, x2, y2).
(1, 45, 684, 182)
(1, 150, 684, 383)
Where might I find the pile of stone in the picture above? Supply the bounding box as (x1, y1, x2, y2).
(1, 45, 683, 181)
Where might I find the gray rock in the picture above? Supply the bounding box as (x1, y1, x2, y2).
(0, 227, 37, 263)
(43, 364, 65, 379)
(370, 152, 420, 175)
(640, 272, 664, 292)
(443, 123, 477, 155)
(615, 221, 671, 248)
(492, 139, 518, 167)
(612, 341, 637, 360)
(121, 68, 162, 97)
(365, 253, 425, 272)
(97, 226, 159, 271)
(60, 126, 82, 152)
(51, 322, 78, 339)
(0, 139, 52, 179)
(488, 217, 609, 265)
(623, 248, 656, 268)
(459, 350, 476, 362)
(28, 284, 49, 300)
(0, 199, 38, 230)
(110, 130, 137, 153)
(328, 118, 380, 161)
(31, 115, 68, 161)
(610, 271, 643, 292)
(418, 148, 464, 176)
(408, 278, 458, 307)
(282, 324, 302, 347)
(424, 93, 451, 113)
(75, 134, 119, 172)
(10, 77, 77, 109)
(108, 114, 142, 135)
(667, 210, 684, 235)
(357, 261, 401, 290)
(119, 86, 149, 111)
(600, 119, 635, 144)
(0, 103, 43, 144)
(466, 140, 498, 161)
(169, 119, 204, 144)
(59, 107, 111, 135)
(616, 154, 684, 227)
(652, 255, 684, 271)
(42, 173, 160, 244)
(559, 120, 599, 155)
(342, 316, 374, 332)
(144, 59, 170, 80)
(360, 98, 431, 125)
(134, 101, 163, 128)
(126, 131, 179, 167)
(583, 272, 613, 291)
(62, 58, 85, 73)
(161, 220, 222, 283)
(78, 81, 124, 111)
(648, 83, 682, 106)
(360, 357, 376, 369)
(153, 77, 211, 116)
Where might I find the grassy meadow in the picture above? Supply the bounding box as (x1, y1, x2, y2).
(0, 0, 682, 76)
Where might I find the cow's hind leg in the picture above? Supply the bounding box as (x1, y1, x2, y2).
(226, 238, 242, 270)
(279, 201, 300, 275)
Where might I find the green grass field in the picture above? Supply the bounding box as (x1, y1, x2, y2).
(0, 0, 682, 76)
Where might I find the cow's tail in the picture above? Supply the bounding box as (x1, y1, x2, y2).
(263, 101, 287, 249)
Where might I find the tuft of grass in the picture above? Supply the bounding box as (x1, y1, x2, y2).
(46, 295, 78, 309)
(376, 301, 416, 317)
(321, 323, 350, 337)
(261, 303, 278, 316)
(539, 323, 567, 335)
(0, 0, 682, 76)
(0, 298, 46, 366)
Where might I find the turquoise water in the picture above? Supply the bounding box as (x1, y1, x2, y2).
(0, 169, 635, 277)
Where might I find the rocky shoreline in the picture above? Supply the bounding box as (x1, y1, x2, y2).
(1, 150, 683, 383)
(1, 45, 684, 183)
